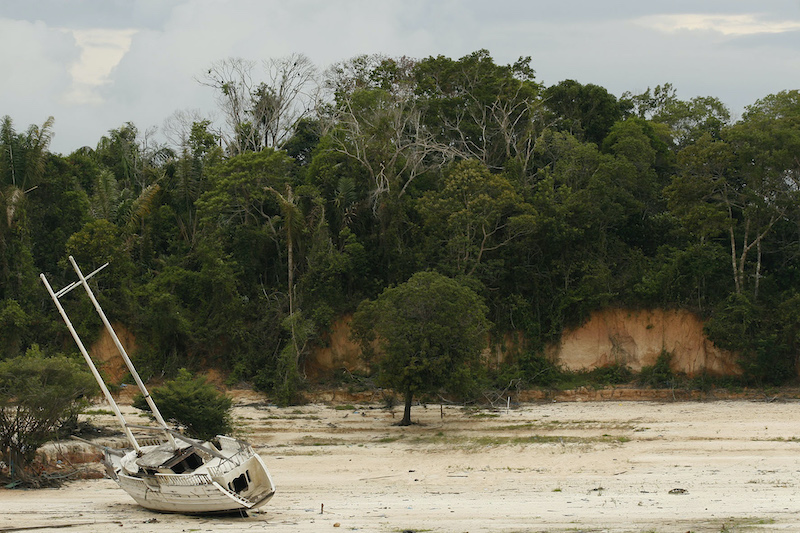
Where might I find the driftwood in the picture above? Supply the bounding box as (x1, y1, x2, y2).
(0, 522, 123, 532)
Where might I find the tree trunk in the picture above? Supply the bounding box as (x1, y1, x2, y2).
(399, 389, 413, 426)
(729, 223, 740, 294)
(755, 237, 762, 300)
(287, 188, 297, 355)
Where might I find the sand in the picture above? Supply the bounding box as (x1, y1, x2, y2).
(3, 392, 800, 532)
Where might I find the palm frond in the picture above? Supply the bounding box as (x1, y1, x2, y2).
(125, 183, 162, 233)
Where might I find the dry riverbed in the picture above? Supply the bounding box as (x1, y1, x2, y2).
(3, 391, 800, 532)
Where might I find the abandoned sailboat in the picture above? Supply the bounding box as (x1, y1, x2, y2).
(41, 256, 276, 514)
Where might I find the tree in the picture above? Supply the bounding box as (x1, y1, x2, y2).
(417, 159, 535, 277)
(163, 120, 223, 250)
(200, 54, 318, 155)
(726, 91, 800, 299)
(196, 148, 297, 299)
(543, 79, 623, 146)
(0, 116, 54, 302)
(0, 117, 57, 357)
(352, 271, 490, 425)
(196, 149, 324, 401)
(671, 92, 800, 299)
(64, 219, 137, 320)
(282, 118, 321, 166)
(265, 183, 325, 404)
(26, 154, 91, 285)
(89, 122, 170, 269)
(94, 122, 142, 190)
(322, 55, 441, 210)
(0, 346, 96, 483)
(622, 83, 731, 148)
(132, 368, 232, 441)
(413, 50, 543, 176)
(254, 54, 319, 149)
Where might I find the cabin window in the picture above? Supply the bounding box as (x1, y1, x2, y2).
(230, 473, 248, 493)
(170, 452, 204, 474)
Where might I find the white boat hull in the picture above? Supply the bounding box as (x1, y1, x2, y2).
(106, 437, 276, 514)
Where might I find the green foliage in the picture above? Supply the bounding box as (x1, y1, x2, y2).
(352, 271, 491, 424)
(133, 368, 232, 441)
(638, 351, 682, 388)
(250, 311, 317, 406)
(271, 342, 303, 406)
(0, 346, 97, 481)
(4, 53, 800, 399)
(516, 351, 562, 386)
(64, 218, 136, 295)
(27, 156, 91, 271)
(544, 79, 624, 145)
(588, 363, 635, 385)
(282, 118, 321, 165)
(705, 294, 795, 385)
(418, 159, 534, 278)
(197, 148, 295, 232)
(0, 299, 29, 359)
(131, 249, 250, 378)
(500, 351, 635, 391)
(623, 83, 731, 147)
(413, 49, 542, 171)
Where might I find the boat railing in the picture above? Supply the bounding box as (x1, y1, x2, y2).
(139, 437, 165, 447)
(154, 473, 213, 486)
(118, 475, 147, 489)
(206, 449, 254, 477)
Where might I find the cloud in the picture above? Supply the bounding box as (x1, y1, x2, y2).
(636, 13, 800, 36)
(63, 28, 138, 105)
(0, 18, 77, 126)
(4, 1, 800, 154)
(0, 0, 178, 30)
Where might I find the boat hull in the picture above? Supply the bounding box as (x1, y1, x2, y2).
(106, 442, 276, 514)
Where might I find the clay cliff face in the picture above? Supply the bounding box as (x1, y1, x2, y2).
(547, 309, 740, 376)
(305, 315, 370, 378)
(89, 323, 136, 384)
(90, 310, 741, 381)
(304, 309, 741, 378)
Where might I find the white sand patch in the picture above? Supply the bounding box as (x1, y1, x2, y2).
(3, 397, 800, 532)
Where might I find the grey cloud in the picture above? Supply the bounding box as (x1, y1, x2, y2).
(4, 0, 800, 154)
(0, 0, 179, 29)
(724, 29, 800, 49)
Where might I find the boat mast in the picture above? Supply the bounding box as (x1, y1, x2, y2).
(66, 256, 178, 450)
(41, 267, 142, 454)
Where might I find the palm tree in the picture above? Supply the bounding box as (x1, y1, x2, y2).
(0, 116, 53, 299)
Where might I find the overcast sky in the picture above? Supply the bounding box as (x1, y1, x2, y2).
(2, 0, 799, 154)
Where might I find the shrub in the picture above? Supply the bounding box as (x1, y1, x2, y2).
(638, 350, 682, 388)
(133, 368, 232, 441)
(588, 363, 634, 385)
(0, 346, 97, 483)
(517, 351, 562, 386)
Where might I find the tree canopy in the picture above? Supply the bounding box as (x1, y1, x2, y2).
(352, 271, 490, 425)
(3, 51, 800, 410)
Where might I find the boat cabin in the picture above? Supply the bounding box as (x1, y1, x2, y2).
(134, 444, 209, 475)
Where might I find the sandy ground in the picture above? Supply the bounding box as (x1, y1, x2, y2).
(4, 393, 800, 532)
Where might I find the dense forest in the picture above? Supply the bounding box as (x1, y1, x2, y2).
(2, 50, 800, 402)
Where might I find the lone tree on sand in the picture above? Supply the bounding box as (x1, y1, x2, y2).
(352, 271, 490, 426)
